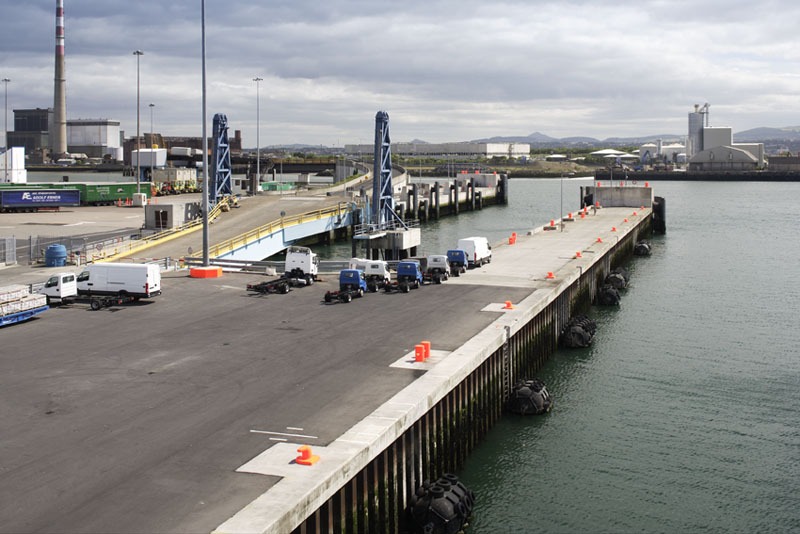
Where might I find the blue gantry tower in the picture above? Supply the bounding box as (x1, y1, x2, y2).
(211, 113, 232, 205)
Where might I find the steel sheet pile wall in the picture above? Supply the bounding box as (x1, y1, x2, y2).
(292, 216, 651, 534)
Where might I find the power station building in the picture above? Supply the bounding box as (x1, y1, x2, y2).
(7, 109, 122, 162)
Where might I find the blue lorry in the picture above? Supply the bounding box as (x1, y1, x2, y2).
(384, 260, 424, 293)
(324, 269, 368, 303)
(446, 249, 469, 277)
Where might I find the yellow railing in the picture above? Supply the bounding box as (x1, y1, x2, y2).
(93, 197, 230, 262)
(205, 203, 354, 258)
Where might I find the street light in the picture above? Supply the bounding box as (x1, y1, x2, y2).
(253, 76, 263, 196)
(2, 78, 9, 182)
(149, 103, 155, 184)
(133, 50, 143, 195)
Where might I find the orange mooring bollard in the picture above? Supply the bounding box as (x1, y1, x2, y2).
(550, 219, 555, 227)
(633, 211, 637, 216)
(624, 218, 629, 222)
(415, 344, 425, 362)
(611, 226, 617, 232)
(503, 300, 514, 309)
(546, 271, 555, 279)
(595, 201, 600, 207)
(645, 182, 649, 187)
(421, 341, 431, 360)
(597, 237, 603, 243)
(575, 251, 582, 258)
(580, 212, 586, 219)
(295, 445, 320, 466)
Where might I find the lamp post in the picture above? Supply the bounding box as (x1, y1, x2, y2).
(201, 0, 209, 266)
(133, 50, 143, 195)
(149, 103, 155, 184)
(2, 78, 9, 182)
(253, 76, 262, 196)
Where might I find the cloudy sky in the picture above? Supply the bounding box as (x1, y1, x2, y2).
(1, 0, 798, 147)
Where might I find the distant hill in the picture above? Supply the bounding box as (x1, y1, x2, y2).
(733, 127, 800, 142)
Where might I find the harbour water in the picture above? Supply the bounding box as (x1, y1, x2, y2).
(450, 180, 800, 533)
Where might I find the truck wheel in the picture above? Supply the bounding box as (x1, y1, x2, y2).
(90, 299, 102, 311)
(434, 275, 441, 284)
(324, 292, 333, 303)
(413, 280, 420, 289)
(342, 293, 353, 303)
(452, 270, 460, 277)
(356, 288, 364, 298)
(279, 284, 289, 294)
(443, 272, 449, 281)
(305, 274, 314, 286)
(400, 283, 410, 293)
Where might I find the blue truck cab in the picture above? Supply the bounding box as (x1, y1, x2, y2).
(397, 260, 424, 289)
(339, 269, 368, 293)
(446, 249, 469, 276)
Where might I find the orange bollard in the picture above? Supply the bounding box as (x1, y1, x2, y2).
(633, 211, 637, 216)
(611, 227, 617, 232)
(546, 271, 555, 279)
(597, 182, 602, 187)
(550, 219, 555, 227)
(295, 445, 320, 466)
(580, 213, 586, 219)
(645, 182, 649, 187)
(415, 344, 425, 362)
(624, 218, 629, 222)
(583, 206, 588, 214)
(503, 300, 514, 309)
(597, 237, 603, 243)
(595, 201, 600, 207)
(575, 251, 582, 258)
(421, 341, 431, 359)
(568, 212, 573, 219)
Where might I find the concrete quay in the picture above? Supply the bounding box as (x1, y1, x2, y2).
(0, 183, 655, 533)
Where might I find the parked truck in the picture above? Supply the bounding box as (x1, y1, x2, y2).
(284, 246, 319, 285)
(446, 249, 469, 276)
(349, 258, 391, 292)
(384, 260, 424, 293)
(1, 284, 48, 326)
(324, 269, 368, 303)
(426, 254, 451, 283)
(457, 237, 492, 268)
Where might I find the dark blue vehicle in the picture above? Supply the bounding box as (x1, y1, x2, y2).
(324, 269, 367, 303)
(446, 249, 468, 276)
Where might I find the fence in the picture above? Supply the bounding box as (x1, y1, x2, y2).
(1, 237, 16, 266)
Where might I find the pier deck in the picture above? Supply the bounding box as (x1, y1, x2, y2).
(0, 202, 651, 533)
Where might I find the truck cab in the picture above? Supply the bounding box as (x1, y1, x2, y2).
(446, 249, 468, 276)
(426, 255, 451, 282)
(285, 246, 319, 284)
(397, 260, 424, 289)
(339, 269, 368, 294)
(37, 272, 78, 304)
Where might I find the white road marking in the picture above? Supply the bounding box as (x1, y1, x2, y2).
(286, 427, 304, 431)
(269, 437, 288, 442)
(250, 429, 319, 440)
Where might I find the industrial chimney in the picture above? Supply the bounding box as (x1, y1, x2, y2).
(52, 0, 67, 159)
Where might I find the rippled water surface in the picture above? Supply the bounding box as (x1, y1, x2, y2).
(454, 181, 800, 533)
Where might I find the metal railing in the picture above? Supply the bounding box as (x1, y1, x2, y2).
(196, 202, 358, 260)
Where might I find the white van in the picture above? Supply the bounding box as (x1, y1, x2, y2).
(457, 237, 492, 268)
(76, 263, 162, 299)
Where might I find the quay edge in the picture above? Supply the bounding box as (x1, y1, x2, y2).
(215, 185, 658, 534)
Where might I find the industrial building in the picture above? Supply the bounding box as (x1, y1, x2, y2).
(344, 141, 531, 159)
(686, 104, 765, 171)
(7, 109, 122, 162)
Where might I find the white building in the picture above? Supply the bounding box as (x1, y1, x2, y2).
(67, 119, 122, 160)
(345, 141, 531, 159)
(688, 120, 765, 170)
(0, 147, 28, 183)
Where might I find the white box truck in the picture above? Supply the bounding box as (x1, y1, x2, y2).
(76, 263, 162, 299)
(457, 237, 492, 268)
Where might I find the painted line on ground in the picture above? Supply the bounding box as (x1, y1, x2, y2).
(250, 429, 319, 440)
